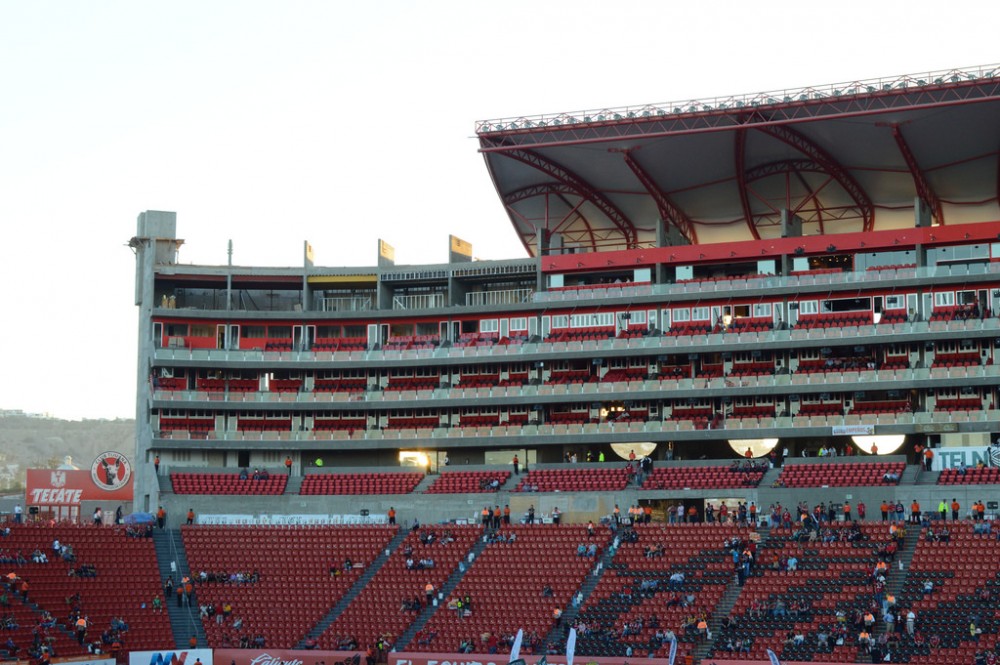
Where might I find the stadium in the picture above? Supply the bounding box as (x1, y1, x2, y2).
(9, 63, 1000, 665)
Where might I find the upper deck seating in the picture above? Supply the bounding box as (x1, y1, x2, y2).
(730, 361, 775, 377)
(641, 464, 765, 490)
(850, 399, 912, 415)
(514, 468, 629, 492)
(313, 336, 367, 352)
(795, 311, 873, 329)
(314, 378, 367, 392)
(424, 471, 512, 494)
(728, 316, 774, 333)
(171, 472, 287, 495)
(775, 462, 905, 488)
(300, 472, 423, 495)
(269, 378, 302, 393)
(934, 397, 983, 412)
(545, 327, 616, 343)
(667, 320, 712, 336)
(183, 525, 396, 648)
(382, 335, 440, 351)
(931, 351, 981, 368)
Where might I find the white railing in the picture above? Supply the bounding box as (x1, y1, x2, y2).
(393, 293, 445, 310)
(477, 63, 1000, 133)
(319, 296, 373, 312)
(466, 288, 534, 307)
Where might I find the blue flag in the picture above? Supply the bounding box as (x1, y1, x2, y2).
(766, 648, 782, 665)
(668, 636, 677, 665)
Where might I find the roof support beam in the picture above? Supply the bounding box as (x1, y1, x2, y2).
(499, 149, 637, 249)
(734, 128, 761, 239)
(891, 124, 945, 225)
(621, 151, 698, 244)
(755, 123, 875, 232)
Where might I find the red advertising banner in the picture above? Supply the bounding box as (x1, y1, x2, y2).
(389, 654, 666, 665)
(26, 455, 134, 506)
(215, 650, 363, 665)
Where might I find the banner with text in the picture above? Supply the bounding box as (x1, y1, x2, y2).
(216, 650, 363, 665)
(389, 653, 665, 665)
(129, 650, 213, 665)
(932, 445, 1000, 471)
(197, 514, 387, 526)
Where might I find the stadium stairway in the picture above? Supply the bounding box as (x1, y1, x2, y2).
(539, 531, 617, 653)
(284, 473, 304, 493)
(152, 528, 207, 648)
(759, 464, 782, 487)
(881, 526, 921, 632)
(394, 533, 492, 649)
(411, 474, 438, 493)
(295, 527, 410, 648)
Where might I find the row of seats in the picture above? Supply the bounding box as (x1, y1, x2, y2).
(514, 468, 629, 492)
(641, 466, 766, 489)
(300, 472, 424, 495)
(312, 337, 368, 352)
(938, 467, 1000, 484)
(795, 310, 874, 329)
(424, 471, 512, 494)
(776, 461, 905, 487)
(172, 473, 288, 495)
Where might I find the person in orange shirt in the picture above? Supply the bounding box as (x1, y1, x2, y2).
(880, 501, 890, 521)
(503, 505, 511, 525)
(910, 500, 921, 524)
(388, 507, 396, 525)
(951, 499, 960, 521)
(923, 447, 934, 471)
(843, 502, 852, 522)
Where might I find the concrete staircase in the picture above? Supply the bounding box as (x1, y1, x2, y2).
(394, 534, 492, 649)
(691, 571, 745, 662)
(539, 533, 617, 653)
(296, 528, 409, 648)
(284, 474, 304, 494)
(151, 528, 206, 648)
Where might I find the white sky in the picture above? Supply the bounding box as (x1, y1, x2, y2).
(1, 0, 997, 420)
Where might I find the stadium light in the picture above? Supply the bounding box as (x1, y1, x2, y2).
(727, 438, 779, 458)
(610, 442, 657, 460)
(851, 434, 905, 455)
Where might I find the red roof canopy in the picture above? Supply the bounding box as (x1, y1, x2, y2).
(478, 64, 1000, 255)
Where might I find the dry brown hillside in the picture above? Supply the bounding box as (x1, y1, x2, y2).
(0, 414, 134, 492)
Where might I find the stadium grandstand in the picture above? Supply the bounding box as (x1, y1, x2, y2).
(6, 63, 1000, 665)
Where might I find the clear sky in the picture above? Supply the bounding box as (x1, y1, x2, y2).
(1, 0, 997, 420)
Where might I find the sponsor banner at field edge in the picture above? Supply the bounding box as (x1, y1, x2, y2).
(216, 649, 363, 665)
(53, 658, 116, 665)
(197, 514, 387, 525)
(128, 649, 214, 665)
(932, 445, 1000, 471)
(830, 425, 874, 436)
(388, 653, 666, 665)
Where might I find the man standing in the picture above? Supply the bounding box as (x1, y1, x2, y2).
(951, 498, 960, 521)
(13, 504, 22, 524)
(910, 500, 921, 525)
(284, 456, 293, 475)
(938, 500, 947, 522)
(153, 455, 160, 474)
(388, 507, 396, 525)
(923, 447, 934, 471)
(512, 454, 519, 475)
(186, 508, 195, 525)
(156, 506, 167, 529)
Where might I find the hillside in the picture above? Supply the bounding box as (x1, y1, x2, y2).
(0, 413, 135, 492)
